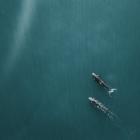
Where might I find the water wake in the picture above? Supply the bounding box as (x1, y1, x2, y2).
(108, 113, 136, 140)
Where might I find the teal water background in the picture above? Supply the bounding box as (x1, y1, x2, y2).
(0, 0, 140, 139)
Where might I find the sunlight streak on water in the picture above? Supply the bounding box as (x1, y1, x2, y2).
(3, 0, 37, 77)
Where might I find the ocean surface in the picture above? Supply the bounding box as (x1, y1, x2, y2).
(0, 0, 140, 140)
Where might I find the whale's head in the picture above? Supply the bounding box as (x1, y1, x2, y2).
(88, 97, 96, 102)
(92, 72, 99, 78)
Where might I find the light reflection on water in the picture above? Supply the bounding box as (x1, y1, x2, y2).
(3, 0, 37, 77)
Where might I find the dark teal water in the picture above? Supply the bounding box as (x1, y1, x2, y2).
(0, 0, 140, 139)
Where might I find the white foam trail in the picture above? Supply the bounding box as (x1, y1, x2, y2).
(3, 0, 37, 77)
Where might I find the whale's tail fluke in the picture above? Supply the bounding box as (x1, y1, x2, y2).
(108, 88, 117, 96)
